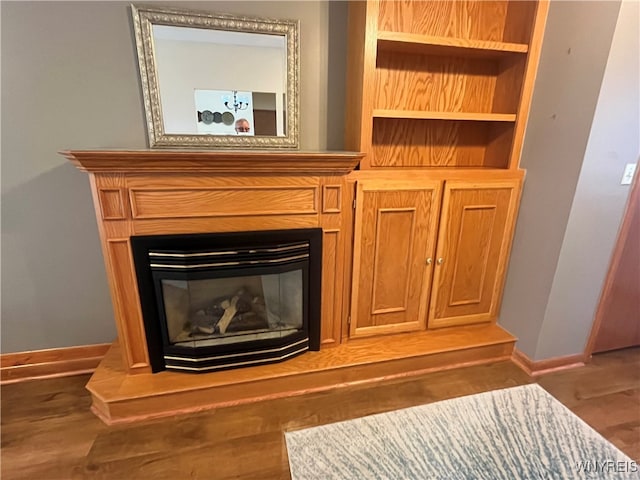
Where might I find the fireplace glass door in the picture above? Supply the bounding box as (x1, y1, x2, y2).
(160, 270, 304, 347)
(132, 229, 321, 373)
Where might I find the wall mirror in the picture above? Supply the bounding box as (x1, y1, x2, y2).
(131, 5, 299, 149)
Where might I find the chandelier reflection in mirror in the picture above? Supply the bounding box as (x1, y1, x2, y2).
(224, 91, 250, 113)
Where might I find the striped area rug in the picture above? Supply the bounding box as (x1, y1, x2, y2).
(285, 384, 638, 479)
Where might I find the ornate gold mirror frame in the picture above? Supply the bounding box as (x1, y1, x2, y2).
(132, 5, 299, 149)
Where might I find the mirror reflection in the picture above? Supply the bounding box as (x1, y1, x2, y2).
(152, 26, 287, 137)
(131, 5, 299, 149)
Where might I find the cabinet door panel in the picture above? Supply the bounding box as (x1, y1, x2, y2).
(351, 180, 442, 337)
(429, 179, 521, 328)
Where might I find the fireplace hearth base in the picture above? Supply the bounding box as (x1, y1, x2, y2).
(88, 324, 515, 424)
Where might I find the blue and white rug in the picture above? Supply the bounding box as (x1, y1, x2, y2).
(285, 384, 639, 479)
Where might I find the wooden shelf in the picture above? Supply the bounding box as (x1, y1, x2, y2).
(377, 32, 529, 58)
(373, 110, 517, 122)
(371, 118, 514, 168)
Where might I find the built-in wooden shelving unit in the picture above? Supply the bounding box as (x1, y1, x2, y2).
(344, 1, 549, 340)
(346, 0, 547, 170)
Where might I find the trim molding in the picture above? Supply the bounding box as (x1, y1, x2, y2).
(1, 343, 111, 384)
(512, 348, 586, 377)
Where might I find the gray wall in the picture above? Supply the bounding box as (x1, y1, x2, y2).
(0, 1, 347, 353)
(533, 0, 639, 359)
(1, 1, 632, 359)
(499, 0, 631, 360)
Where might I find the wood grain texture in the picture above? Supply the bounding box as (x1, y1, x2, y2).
(0, 344, 110, 384)
(536, 348, 640, 461)
(376, 32, 528, 57)
(507, 0, 549, 169)
(484, 122, 517, 168)
(320, 229, 342, 346)
(492, 54, 527, 115)
(344, 0, 379, 158)
(375, 51, 500, 113)
(429, 179, 521, 328)
(129, 186, 318, 219)
(3, 348, 636, 479)
(70, 155, 359, 375)
(131, 216, 320, 237)
(503, 1, 538, 44)
(372, 118, 513, 168)
(348, 0, 545, 172)
(98, 189, 128, 220)
(105, 239, 150, 371)
(86, 323, 515, 423)
(373, 110, 516, 122)
(348, 168, 525, 183)
(62, 150, 363, 175)
(1, 363, 527, 480)
(89, 174, 149, 375)
(589, 171, 640, 354)
(341, 179, 357, 341)
(322, 185, 342, 213)
(378, 0, 510, 42)
(351, 180, 441, 337)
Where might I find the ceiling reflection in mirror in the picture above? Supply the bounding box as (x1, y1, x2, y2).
(132, 5, 299, 149)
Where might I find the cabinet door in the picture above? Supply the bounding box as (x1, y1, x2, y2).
(351, 180, 442, 337)
(429, 179, 521, 328)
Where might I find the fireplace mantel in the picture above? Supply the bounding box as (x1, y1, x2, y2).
(66, 149, 363, 377)
(66, 149, 515, 424)
(61, 150, 362, 174)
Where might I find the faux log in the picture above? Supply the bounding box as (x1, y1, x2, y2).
(226, 312, 269, 332)
(217, 296, 239, 334)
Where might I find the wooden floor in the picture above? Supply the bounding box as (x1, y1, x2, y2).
(2, 348, 638, 479)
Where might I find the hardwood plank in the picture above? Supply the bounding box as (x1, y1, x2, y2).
(78, 431, 289, 480)
(2, 349, 637, 479)
(537, 348, 640, 461)
(1, 374, 94, 423)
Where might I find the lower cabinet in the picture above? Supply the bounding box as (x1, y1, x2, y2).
(350, 179, 442, 337)
(428, 179, 522, 328)
(350, 177, 522, 337)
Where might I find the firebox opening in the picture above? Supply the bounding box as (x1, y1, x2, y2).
(131, 228, 322, 373)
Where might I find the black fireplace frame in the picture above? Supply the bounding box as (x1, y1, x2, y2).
(131, 228, 322, 373)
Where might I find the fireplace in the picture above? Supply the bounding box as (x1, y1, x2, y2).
(131, 228, 322, 373)
(62, 150, 515, 425)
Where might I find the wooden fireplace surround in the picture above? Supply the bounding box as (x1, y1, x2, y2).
(64, 150, 515, 424)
